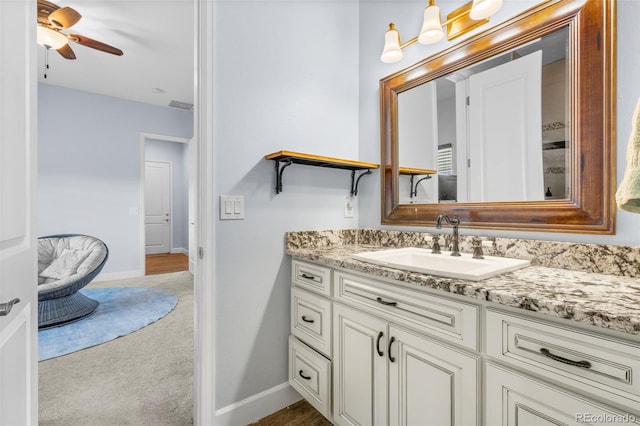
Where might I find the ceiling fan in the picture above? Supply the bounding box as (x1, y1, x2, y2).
(37, 0, 123, 60)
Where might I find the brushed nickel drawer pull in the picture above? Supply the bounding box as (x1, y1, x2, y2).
(376, 297, 398, 307)
(301, 315, 315, 323)
(540, 348, 592, 369)
(299, 370, 312, 380)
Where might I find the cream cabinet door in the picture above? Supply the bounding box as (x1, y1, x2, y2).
(388, 325, 479, 426)
(333, 303, 388, 426)
(486, 363, 640, 426)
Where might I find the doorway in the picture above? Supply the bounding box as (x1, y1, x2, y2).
(17, 0, 216, 424)
(140, 133, 196, 275)
(1, 0, 216, 422)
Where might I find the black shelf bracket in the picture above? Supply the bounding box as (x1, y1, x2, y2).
(350, 169, 373, 196)
(274, 160, 293, 194)
(410, 174, 433, 198)
(266, 151, 379, 195)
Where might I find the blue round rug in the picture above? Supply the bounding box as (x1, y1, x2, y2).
(38, 287, 177, 361)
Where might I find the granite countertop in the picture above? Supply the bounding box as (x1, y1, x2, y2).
(286, 243, 640, 337)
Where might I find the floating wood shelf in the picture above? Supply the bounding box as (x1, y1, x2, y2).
(399, 167, 438, 176)
(265, 150, 379, 195)
(399, 167, 438, 199)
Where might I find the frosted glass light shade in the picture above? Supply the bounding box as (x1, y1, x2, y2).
(37, 26, 68, 49)
(469, 0, 503, 20)
(381, 26, 404, 63)
(418, 5, 444, 45)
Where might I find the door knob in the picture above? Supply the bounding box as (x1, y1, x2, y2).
(0, 298, 20, 316)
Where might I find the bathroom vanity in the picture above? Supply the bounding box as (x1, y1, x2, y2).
(285, 1, 629, 423)
(286, 230, 640, 425)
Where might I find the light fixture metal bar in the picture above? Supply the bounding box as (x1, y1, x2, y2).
(445, 2, 490, 41)
(399, 36, 419, 50)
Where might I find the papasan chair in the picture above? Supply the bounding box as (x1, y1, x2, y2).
(37, 234, 109, 329)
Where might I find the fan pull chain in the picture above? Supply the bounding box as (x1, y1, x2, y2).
(44, 48, 49, 79)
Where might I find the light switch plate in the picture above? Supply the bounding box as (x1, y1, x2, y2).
(220, 195, 245, 220)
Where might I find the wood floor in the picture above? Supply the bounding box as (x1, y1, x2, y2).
(145, 253, 189, 275)
(251, 400, 332, 425)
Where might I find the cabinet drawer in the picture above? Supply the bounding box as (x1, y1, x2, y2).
(486, 309, 640, 411)
(289, 336, 331, 419)
(335, 271, 479, 351)
(292, 259, 331, 297)
(486, 362, 640, 426)
(291, 287, 332, 357)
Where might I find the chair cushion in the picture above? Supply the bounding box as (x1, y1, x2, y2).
(39, 248, 91, 279)
(38, 235, 108, 290)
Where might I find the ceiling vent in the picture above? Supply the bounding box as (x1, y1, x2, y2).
(169, 100, 194, 111)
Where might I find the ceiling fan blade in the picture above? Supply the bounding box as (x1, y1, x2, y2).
(48, 6, 81, 29)
(37, 0, 59, 25)
(56, 43, 76, 60)
(69, 34, 123, 56)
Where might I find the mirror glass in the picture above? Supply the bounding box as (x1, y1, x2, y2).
(398, 27, 569, 204)
(380, 0, 615, 234)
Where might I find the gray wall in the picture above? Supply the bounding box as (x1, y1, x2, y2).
(214, 0, 360, 410)
(38, 84, 193, 276)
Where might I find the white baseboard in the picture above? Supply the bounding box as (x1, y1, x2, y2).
(170, 247, 188, 255)
(214, 383, 301, 426)
(93, 270, 143, 282)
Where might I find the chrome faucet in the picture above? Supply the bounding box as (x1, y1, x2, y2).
(435, 213, 461, 256)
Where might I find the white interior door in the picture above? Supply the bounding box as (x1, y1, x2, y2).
(468, 50, 544, 202)
(145, 161, 172, 255)
(0, 0, 38, 423)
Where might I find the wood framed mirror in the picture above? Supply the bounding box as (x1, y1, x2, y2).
(380, 0, 615, 234)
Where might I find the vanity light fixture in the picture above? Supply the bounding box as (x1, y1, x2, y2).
(381, 0, 503, 63)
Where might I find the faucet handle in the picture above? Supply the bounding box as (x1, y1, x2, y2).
(472, 237, 484, 259)
(431, 234, 441, 254)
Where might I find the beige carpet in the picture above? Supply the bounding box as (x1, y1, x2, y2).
(38, 271, 194, 425)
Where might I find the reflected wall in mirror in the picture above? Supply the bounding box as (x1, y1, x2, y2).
(381, 0, 615, 234)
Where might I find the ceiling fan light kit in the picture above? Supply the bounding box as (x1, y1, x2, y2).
(37, 26, 67, 50)
(37, 0, 124, 60)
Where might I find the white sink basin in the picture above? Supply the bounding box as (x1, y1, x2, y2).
(351, 247, 530, 281)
